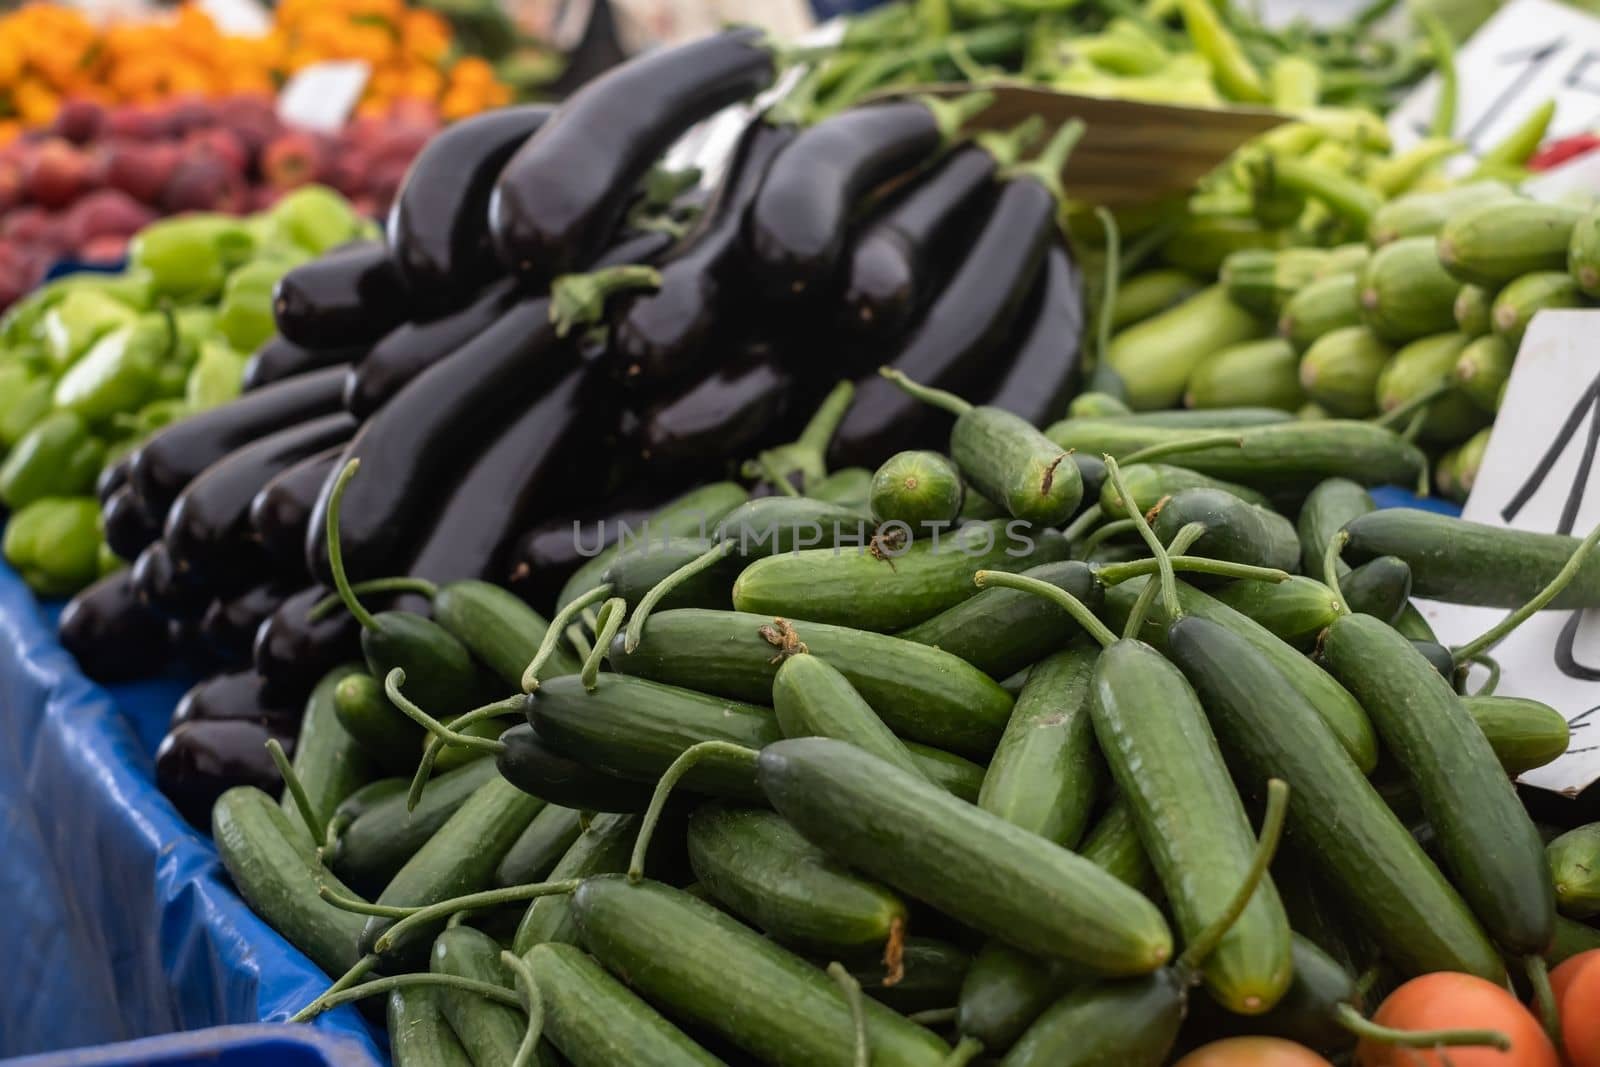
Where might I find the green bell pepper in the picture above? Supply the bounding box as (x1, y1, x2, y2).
(0, 270, 152, 349)
(268, 184, 364, 255)
(53, 313, 175, 423)
(216, 259, 290, 353)
(0, 367, 54, 449)
(186, 339, 248, 411)
(129, 216, 256, 301)
(3, 496, 103, 597)
(172, 307, 217, 367)
(40, 288, 139, 370)
(0, 410, 106, 510)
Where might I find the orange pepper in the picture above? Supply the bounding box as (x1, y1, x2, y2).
(12, 76, 57, 125)
(449, 55, 496, 88)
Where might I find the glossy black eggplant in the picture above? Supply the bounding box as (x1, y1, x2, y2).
(840, 144, 998, 338)
(128, 365, 346, 516)
(198, 582, 296, 668)
(249, 447, 342, 573)
(169, 669, 300, 732)
(746, 94, 988, 297)
(156, 719, 290, 829)
(341, 278, 519, 418)
(241, 336, 362, 392)
(629, 338, 795, 470)
(606, 119, 798, 387)
(980, 243, 1086, 426)
(273, 241, 409, 349)
(57, 570, 172, 682)
(496, 722, 656, 813)
(165, 413, 357, 581)
(130, 540, 220, 620)
(96, 454, 130, 503)
(490, 28, 775, 278)
(252, 585, 362, 705)
(387, 104, 553, 305)
(507, 497, 667, 607)
(102, 485, 163, 562)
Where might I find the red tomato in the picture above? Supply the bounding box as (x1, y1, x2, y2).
(1562, 951, 1600, 1067)
(1357, 973, 1559, 1067)
(1175, 1037, 1334, 1066)
(1550, 948, 1600, 1005)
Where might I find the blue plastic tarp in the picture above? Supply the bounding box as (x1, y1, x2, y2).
(0, 557, 384, 1063)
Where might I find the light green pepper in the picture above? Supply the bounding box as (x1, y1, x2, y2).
(186, 339, 248, 411)
(3, 496, 103, 597)
(0, 410, 106, 510)
(0, 368, 54, 449)
(173, 307, 217, 367)
(216, 259, 291, 353)
(53, 313, 175, 423)
(129, 215, 255, 301)
(40, 289, 138, 370)
(268, 184, 364, 255)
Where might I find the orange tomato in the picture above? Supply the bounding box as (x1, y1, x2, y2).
(1358, 973, 1559, 1067)
(1557, 949, 1600, 1067)
(1176, 1037, 1335, 1066)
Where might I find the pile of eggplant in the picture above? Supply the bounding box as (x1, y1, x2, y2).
(53, 28, 1086, 826)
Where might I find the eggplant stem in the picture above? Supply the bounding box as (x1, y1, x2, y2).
(525, 584, 612, 692)
(549, 265, 662, 338)
(826, 962, 869, 1067)
(917, 90, 996, 145)
(309, 577, 438, 621)
(879, 366, 973, 417)
(974, 116, 1045, 169)
(1000, 118, 1086, 206)
(1452, 520, 1600, 662)
(265, 738, 327, 845)
(502, 951, 546, 1067)
(796, 380, 857, 460)
(625, 542, 733, 653)
(325, 459, 379, 633)
(1174, 778, 1289, 975)
(629, 741, 759, 882)
(974, 570, 1118, 649)
(374, 880, 583, 956)
(1335, 1003, 1510, 1051)
(582, 597, 627, 689)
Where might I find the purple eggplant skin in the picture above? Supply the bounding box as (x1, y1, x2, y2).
(102, 485, 163, 563)
(273, 241, 410, 349)
(97, 454, 130, 503)
(198, 582, 297, 668)
(250, 447, 342, 573)
(506, 488, 686, 608)
(746, 100, 952, 298)
(827, 175, 1056, 468)
(841, 145, 999, 340)
(242, 336, 362, 392)
(157, 719, 292, 829)
(130, 540, 222, 621)
(630, 338, 796, 471)
(129, 365, 346, 517)
(341, 277, 520, 419)
(490, 28, 775, 279)
(165, 413, 357, 582)
(168, 669, 300, 732)
(58, 570, 172, 683)
(387, 104, 553, 308)
(253, 585, 361, 706)
(606, 119, 799, 388)
(981, 243, 1086, 426)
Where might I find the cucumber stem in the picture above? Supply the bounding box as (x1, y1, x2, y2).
(1334, 1003, 1511, 1051)
(1323, 531, 1351, 615)
(942, 1036, 985, 1067)
(549, 265, 662, 339)
(294, 973, 523, 1023)
(1120, 433, 1245, 466)
(1526, 954, 1562, 1046)
(325, 459, 379, 633)
(266, 738, 326, 846)
(582, 597, 627, 689)
(917, 90, 996, 145)
(1125, 522, 1205, 637)
(1095, 555, 1292, 586)
(408, 696, 526, 811)
(826, 962, 869, 1067)
(525, 584, 613, 692)
(374, 880, 583, 956)
(878, 366, 974, 417)
(1105, 455, 1180, 621)
(974, 570, 1119, 649)
(384, 668, 507, 754)
(1452, 520, 1600, 663)
(908, 1007, 958, 1026)
(502, 951, 545, 1067)
(317, 884, 413, 918)
(1078, 518, 1140, 557)
(628, 741, 759, 882)
(1174, 778, 1289, 976)
(309, 578, 439, 621)
(1415, 10, 1456, 138)
(1095, 207, 1120, 366)
(624, 541, 734, 653)
(1470, 653, 1501, 696)
(291, 954, 378, 1022)
(1373, 380, 1450, 430)
(1000, 119, 1086, 206)
(1062, 503, 1106, 545)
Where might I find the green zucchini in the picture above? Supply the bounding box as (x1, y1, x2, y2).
(525, 941, 723, 1066)
(571, 876, 951, 1067)
(1492, 269, 1587, 349)
(1453, 333, 1514, 412)
(1322, 614, 1553, 957)
(759, 737, 1172, 974)
(687, 804, 908, 951)
(1279, 272, 1363, 353)
(774, 651, 928, 781)
(1298, 325, 1391, 418)
(1375, 332, 1487, 444)
(869, 450, 964, 527)
(1112, 269, 1205, 329)
(840, 937, 971, 1014)
(283, 663, 374, 842)
(1165, 615, 1505, 981)
(1184, 337, 1304, 412)
(1464, 694, 1570, 775)
(1438, 199, 1584, 286)
(1150, 488, 1302, 576)
(1221, 248, 1331, 317)
(211, 786, 367, 978)
(1341, 555, 1412, 624)
(1297, 478, 1373, 581)
(1107, 284, 1267, 410)
(1342, 508, 1600, 608)
(430, 925, 529, 1067)
(388, 987, 474, 1067)
(1358, 236, 1461, 342)
(1547, 823, 1600, 918)
(434, 579, 579, 686)
(513, 813, 637, 954)
(496, 804, 583, 888)
(1366, 180, 1513, 245)
(1570, 203, 1600, 296)
(1454, 283, 1494, 337)
(611, 609, 1014, 757)
(1212, 575, 1343, 648)
(897, 560, 1104, 680)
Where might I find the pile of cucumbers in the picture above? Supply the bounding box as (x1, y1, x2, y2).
(211, 368, 1600, 1067)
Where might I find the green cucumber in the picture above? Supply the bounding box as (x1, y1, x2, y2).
(840, 937, 971, 1014)
(359, 776, 544, 965)
(325, 758, 499, 897)
(1297, 478, 1373, 581)
(1375, 332, 1486, 444)
(326, 776, 405, 840)
(1107, 284, 1267, 410)
(759, 737, 1172, 974)
(958, 486, 1004, 520)
(388, 987, 474, 1067)
(1098, 463, 1270, 519)
(717, 496, 873, 555)
(1359, 236, 1462, 342)
(1438, 199, 1584, 286)
(1322, 614, 1553, 957)
(1103, 578, 1378, 773)
(1454, 284, 1494, 337)
(1366, 180, 1513, 245)
(1448, 426, 1491, 499)
(1547, 823, 1600, 918)
(1492, 269, 1587, 349)
(732, 520, 1069, 634)
(571, 876, 951, 1067)
(211, 786, 367, 978)
(513, 813, 637, 953)
(1188, 933, 1359, 1055)
(1341, 555, 1412, 624)
(1318, 243, 1371, 278)
(1165, 615, 1505, 980)
(1085, 407, 1293, 428)
(937, 398, 1083, 526)
(525, 941, 723, 1067)
(1211, 575, 1343, 649)
(904, 742, 985, 802)
(1464, 694, 1570, 775)
(686, 804, 908, 951)
(1000, 972, 1187, 1067)
(1221, 248, 1331, 317)
(610, 609, 1013, 757)
(1149, 487, 1301, 576)
(1183, 337, 1304, 411)
(1160, 214, 1289, 277)
(1453, 333, 1514, 412)
(1569, 203, 1600, 296)
(430, 925, 529, 1067)
(1082, 794, 1159, 894)
(979, 645, 1102, 848)
(603, 536, 742, 610)
(1279, 272, 1362, 353)
(1067, 392, 1133, 419)
(333, 669, 424, 777)
(869, 450, 964, 528)
(282, 663, 374, 842)
(810, 467, 873, 511)
(774, 651, 929, 782)
(495, 723, 656, 813)
(1298, 325, 1391, 418)
(1112, 269, 1205, 329)
(897, 561, 1104, 680)
(1090, 640, 1291, 1013)
(1342, 508, 1600, 608)
(496, 804, 583, 888)
(1043, 418, 1426, 493)
(1553, 915, 1600, 966)
(433, 579, 579, 686)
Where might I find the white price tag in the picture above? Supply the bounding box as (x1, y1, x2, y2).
(1389, 0, 1600, 160)
(1413, 310, 1600, 796)
(198, 0, 270, 35)
(277, 61, 371, 134)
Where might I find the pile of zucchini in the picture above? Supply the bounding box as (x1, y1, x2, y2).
(213, 368, 1600, 1066)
